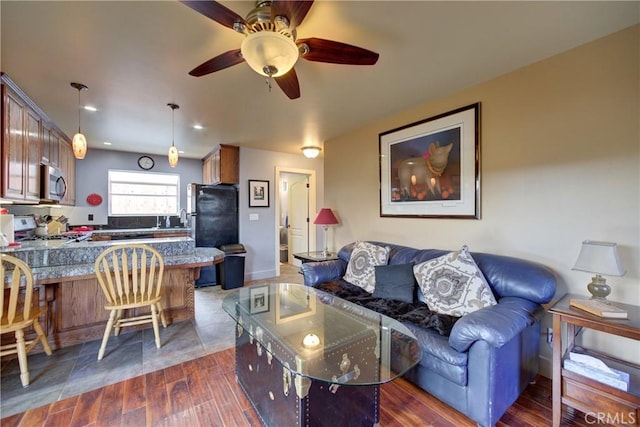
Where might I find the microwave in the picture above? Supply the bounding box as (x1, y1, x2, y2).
(41, 164, 66, 202)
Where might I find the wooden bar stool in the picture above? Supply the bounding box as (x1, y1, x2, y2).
(94, 244, 167, 361)
(0, 254, 52, 387)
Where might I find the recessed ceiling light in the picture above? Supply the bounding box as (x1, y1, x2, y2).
(103, 141, 112, 146)
(193, 124, 203, 130)
(83, 105, 97, 112)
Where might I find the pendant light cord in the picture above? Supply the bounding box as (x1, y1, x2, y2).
(77, 87, 81, 133)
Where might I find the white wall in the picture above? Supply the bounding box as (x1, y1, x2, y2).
(324, 25, 639, 376)
(238, 147, 324, 280)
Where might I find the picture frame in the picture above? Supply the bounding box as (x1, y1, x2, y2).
(248, 179, 270, 208)
(379, 103, 480, 219)
(275, 283, 317, 324)
(249, 286, 269, 314)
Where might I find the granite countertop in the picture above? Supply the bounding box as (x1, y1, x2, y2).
(91, 227, 191, 236)
(0, 237, 224, 283)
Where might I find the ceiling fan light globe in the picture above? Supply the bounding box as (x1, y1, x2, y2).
(241, 32, 298, 77)
(72, 132, 87, 159)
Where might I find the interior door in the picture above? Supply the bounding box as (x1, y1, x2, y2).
(288, 175, 309, 266)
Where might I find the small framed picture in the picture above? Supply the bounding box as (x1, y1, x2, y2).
(248, 179, 270, 208)
(249, 286, 269, 314)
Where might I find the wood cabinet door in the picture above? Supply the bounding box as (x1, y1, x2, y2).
(219, 144, 239, 184)
(2, 86, 27, 200)
(58, 138, 75, 205)
(25, 107, 42, 201)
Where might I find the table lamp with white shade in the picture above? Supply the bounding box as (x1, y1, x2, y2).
(572, 240, 625, 302)
(313, 208, 339, 257)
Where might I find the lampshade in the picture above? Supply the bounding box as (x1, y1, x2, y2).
(241, 31, 299, 77)
(573, 241, 625, 276)
(72, 132, 87, 159)
(314, 208, 339, 226)
(301, 146, 322, 159)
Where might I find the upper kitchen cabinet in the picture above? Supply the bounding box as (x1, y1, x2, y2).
(202, 144, 239, 185)
(1, 73, 75, 204)
(1, 82, 41, 202)
(57, 137, 75, 205)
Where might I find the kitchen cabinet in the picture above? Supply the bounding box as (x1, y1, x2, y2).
(202, 144, 239, 185)
(1, 83, 41, 202)
(1, 73, 74, 204)
(57, 137, 75, 205)
(41, 123, 60, 167)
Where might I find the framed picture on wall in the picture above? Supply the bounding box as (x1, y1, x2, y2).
(248, 179, 270, 207)
(379, 103, 481, 219)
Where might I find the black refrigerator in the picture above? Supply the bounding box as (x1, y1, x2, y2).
(187, 183, 239, 287)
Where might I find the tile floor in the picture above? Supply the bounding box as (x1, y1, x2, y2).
(0, 263, 302, 419)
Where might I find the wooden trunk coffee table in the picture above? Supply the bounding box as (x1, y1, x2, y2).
(222, 283, 422, 427)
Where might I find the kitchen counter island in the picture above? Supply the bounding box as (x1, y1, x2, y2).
(1, 237, 223, 351)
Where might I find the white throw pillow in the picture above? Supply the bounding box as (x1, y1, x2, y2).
(343, 241, 390, 293)
(414, 245, 497, 316)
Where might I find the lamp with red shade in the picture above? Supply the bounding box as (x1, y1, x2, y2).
(313, 208, 339, 257)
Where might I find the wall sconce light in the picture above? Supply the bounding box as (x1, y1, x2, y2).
(572, 240, 625, 301)
(301, 146, 322, 159)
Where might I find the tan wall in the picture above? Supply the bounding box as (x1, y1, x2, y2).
(324, 25, 639, 374)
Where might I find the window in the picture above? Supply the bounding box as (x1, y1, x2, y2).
(108, 170, 179, 216)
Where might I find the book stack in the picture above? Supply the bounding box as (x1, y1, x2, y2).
(569, 298, 628, 319)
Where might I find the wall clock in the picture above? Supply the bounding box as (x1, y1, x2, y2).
(137, 155, 154, 170)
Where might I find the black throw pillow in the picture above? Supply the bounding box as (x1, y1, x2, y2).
(373, 263, 415, 303)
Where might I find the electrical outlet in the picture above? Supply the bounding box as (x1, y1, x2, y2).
(88, 214, 94, 221)
(546, 327, 553, 344)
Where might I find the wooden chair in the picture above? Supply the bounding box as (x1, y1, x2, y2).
(94, 244, 167, 361)
(0, 254, 52, 387)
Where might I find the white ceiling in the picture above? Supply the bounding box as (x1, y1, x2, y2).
(1, 1, 638, 160)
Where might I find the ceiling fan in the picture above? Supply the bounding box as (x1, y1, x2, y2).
(181, 0, 379, 99)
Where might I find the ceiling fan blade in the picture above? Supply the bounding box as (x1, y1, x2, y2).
(189, 49, 245, 77)
(297, 38, 379, 65)
(275, 69, 301, 100)
(180, 0, 247, 31)
(271, 0, 314, 30)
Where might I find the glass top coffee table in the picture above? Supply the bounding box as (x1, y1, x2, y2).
(222, 282, 422, 426)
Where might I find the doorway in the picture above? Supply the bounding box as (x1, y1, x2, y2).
(275, 166, 317, 276)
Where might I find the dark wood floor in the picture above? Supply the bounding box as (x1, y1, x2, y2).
(1, 347, 609, 427)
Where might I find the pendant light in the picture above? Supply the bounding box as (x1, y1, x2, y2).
(70, 82, 88, 159)
(167, 103, 179, 168)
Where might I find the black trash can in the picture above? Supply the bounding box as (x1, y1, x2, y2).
(217, 243, 246, 289)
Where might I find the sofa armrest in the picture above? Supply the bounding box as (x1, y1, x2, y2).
(300, 260, 347, 287)
(448, 297, 545, 352)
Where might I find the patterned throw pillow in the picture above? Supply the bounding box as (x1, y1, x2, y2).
(414, 245, 497, 316)
(343, 241, 390, 293)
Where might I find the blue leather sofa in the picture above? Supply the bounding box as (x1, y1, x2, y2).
(300, 241, 557, 427)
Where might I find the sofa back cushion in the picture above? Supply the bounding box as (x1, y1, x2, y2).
(337, 242, 557, 304)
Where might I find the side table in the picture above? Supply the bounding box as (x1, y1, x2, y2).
(293, 251, 339, 263)
(549, 293, 639, 427)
